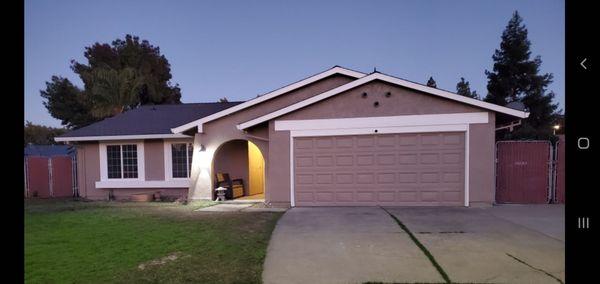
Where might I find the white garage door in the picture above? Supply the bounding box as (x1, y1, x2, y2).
(293, 132, 465, 206)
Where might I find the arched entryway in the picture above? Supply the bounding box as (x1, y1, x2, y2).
(212, 139, 265, 200)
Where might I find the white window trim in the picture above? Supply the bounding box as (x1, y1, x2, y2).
(163, 140, 194, 181)
(283, 118, 472, 207)
(99, 141, 145, 182)
(95, 179, 190, 189)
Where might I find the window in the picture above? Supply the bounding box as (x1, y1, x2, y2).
(106, 144, 138, 179)
(171, 143, 193, 178)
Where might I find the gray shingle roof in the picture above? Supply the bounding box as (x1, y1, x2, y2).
(24, 144, 75, 157)
(58, 102, 242, 138)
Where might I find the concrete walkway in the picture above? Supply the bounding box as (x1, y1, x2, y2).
(263, 205, 564, 284)
(195, 203, 287, 212)
(262, 207, 443, 284)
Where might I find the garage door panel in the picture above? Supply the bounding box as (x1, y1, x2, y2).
(441, 191, 462, 202)
(295, 156, 314, 167)
(377, 191, 396, 202)
(336, 192, 354, 202)
(376, 173, 396, 184)
(294, 132, 465, 206)
(376, 136, 397, 147)
(315, 192, 335, 202)
(295, 139, 314, 150)
(296, 191, 314, 202)
(397, 191, 419, 201)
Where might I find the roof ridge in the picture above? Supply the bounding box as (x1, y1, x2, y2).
(140, 101, 245, 106)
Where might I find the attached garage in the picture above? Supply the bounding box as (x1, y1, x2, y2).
(293, 132, 465, 206)
(231, 69, 529, 207)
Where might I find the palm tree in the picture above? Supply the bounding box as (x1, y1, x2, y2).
(88, 66, 147, 118)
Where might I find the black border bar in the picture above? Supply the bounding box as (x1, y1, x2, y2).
(565, 0, 596, 282)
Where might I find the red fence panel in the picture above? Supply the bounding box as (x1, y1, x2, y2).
(26, 157, 51, 198)
(496, 141, 551, 204)
(50, 156, 73, 197)
(554, 136, 565, 203)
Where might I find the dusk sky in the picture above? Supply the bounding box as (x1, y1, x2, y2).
(25, 0, 564, 128)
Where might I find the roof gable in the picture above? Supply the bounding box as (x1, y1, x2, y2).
(170, 66, 366, 133)
(237, 72, 529, 130)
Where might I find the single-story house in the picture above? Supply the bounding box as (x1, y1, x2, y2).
(56, 66, 528, 207)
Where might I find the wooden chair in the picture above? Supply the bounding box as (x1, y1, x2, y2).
(215, 173, 245, 199)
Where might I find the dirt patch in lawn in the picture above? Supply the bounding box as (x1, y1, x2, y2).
(138, 251, 191, 270)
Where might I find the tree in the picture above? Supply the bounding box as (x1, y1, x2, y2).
(41, 34, 182, 128)
(88, 67, 146, 117)
(40, 76, 98, 129)
(426, 77, 437, 88)
(456, 77, 479, 99)
(484, 11, 560, 140)
(24, 121, 67, 146)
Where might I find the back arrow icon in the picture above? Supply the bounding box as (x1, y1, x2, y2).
(581, 58, 588, 70)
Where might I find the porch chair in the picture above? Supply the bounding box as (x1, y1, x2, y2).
(215, 173, 245, 199)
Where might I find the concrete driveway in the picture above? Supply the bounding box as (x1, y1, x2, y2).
(263, 205, 564, 284)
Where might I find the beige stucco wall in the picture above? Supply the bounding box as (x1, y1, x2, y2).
(76, 142, 102, 200)
(266, 80, 497, 207)
(188, 74, 356, 200)
(144, 139, 165, 181)
(468, 114, 496, 205)
(75, 139, 188, 200)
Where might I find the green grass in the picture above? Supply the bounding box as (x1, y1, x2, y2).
(25, 199, 283, 284)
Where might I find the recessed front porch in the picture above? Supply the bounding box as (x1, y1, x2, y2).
(212, 139, 266, 201)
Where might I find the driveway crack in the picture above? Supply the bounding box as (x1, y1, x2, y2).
(380, 207, 452, 284)
(506, 253, 564, 284)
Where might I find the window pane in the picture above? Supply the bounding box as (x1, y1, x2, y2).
(107, 145, 122, 179)
(187, 143, 193, 175)
(121, 144, 138, 179)
(172, 143, 188, 178)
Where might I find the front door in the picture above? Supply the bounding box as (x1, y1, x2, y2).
(248, 141, 265, 196)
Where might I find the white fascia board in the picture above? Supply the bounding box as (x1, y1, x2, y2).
(376, 73, 530, 118)
(289, 124, 468, 137)
(95, 179, 190, 189)
(238, 73, 529, 130)
(170, 66, 366, 134)
(275, 113, 488, 131)
(55, 133, 191, 142)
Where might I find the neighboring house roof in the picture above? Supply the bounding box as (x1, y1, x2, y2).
(237, 72, 530, 130)
(55, 102, 242, 142)
(24, 144, 75, 157)
(170, 66, 366, 134)
(506, 101, 527, 111)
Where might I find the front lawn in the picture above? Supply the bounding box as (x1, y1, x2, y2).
(25, 199, 283, 284)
